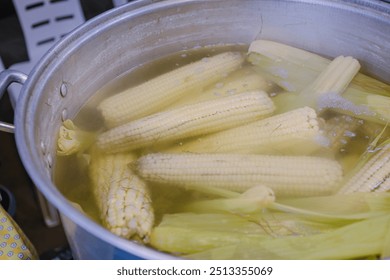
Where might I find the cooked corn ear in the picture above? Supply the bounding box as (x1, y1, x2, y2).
(296, 55, 360, 111)
(248, 40, 329, 75)
(255, 56, 360, 114)
(136, 153, 343, 197)
(98, 52, 244, 128)
(248, 40, 365, 95)
(337, 143, 390, 194)
(249, 40, 390, 95)
(89, 149, 154, 242)
(169, 67, 271, 109)
(57, 119, 96, 156)
(167, 106, 325, 155)
(248, 40, 390, 125)
(96, 91, 275, 153)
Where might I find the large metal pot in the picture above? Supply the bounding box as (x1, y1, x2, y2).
(0, 0, 389, 259)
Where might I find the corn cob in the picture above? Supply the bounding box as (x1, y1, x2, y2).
(98, 52, 244, 128)
(337, 144, 390, 194)
(248, 40, 330, 74)
(298, 55, 360, 111)
(166, 106, 325, 155)
(135, 153, 343, 197)
(168, 67, 272, 109)
(248, 40, 366, 95)
(96, 91, 275, 153)
(57, 119, 96, 156)
(88, 149, 154, 242)
(249, 40, 390, 95)
(248, 40, 390, 126)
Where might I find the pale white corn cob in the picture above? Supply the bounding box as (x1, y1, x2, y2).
(98, 52, 244, 128)
(169, 67, 271, 109)
(167, 106, 325, 155)
(322, 115, 361, 153)
(301, 55, 361, 110)
(252, 54, 360, 113)
(248, 40, 330, 71)
(248, 40, 361, 95)
(337, 144, 390, 194)
(270, 55, 360, 114)
(57, 119, 96, 156)
(249, 40, 390, 126)
(313, 56, 360, 94)
(136, 153, 343, 197)
(89, 149, 154, 242)
(96, 91, 275, 153)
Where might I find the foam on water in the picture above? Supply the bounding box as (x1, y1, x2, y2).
(317, 93, 374, 116)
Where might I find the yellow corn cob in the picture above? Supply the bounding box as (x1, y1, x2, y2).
(98, 52, 244, 128)
(96, 91, 275, 153)
(167, 107, 327, 155)
(88, 149, 154, 242)
(135, 153, 343, 197)
(337, 144, 390, 194)
(168, 67, 271, 109)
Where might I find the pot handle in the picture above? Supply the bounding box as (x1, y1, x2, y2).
(0, 69, 28, 133)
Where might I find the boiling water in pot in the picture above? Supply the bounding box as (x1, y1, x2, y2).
(55, 45, 245, 221)
(54, 41, 390, 259)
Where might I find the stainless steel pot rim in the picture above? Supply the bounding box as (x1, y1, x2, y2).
(13, 0, 390, 259)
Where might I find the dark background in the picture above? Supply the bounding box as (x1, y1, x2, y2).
(0, 0, 131, 259)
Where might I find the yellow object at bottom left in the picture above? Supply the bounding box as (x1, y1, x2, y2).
(0, 205, 38, 260)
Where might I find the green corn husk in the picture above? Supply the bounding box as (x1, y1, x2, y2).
(381, 222, 390, 259)
(181, 186, 275, 214)
(186, 214, 390, 260)
(151, 191, 390, 259)
(272, 192, 390, 222)
(150, 211, 343, 255)
(150, 213, 269, 254)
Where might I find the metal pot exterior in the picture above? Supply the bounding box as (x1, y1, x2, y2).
(11, 0, 390, 259)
